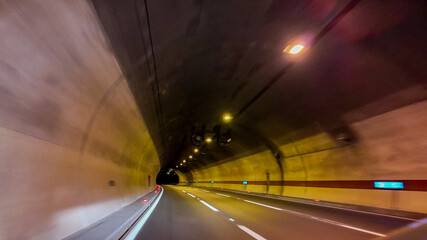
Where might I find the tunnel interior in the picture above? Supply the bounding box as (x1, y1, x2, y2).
(1, 0, 426, 239)
(156, 169, 179, 185)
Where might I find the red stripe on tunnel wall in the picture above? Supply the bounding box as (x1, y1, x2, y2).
(182, 180, 427, 191)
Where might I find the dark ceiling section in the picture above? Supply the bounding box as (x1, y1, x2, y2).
(91, 0, 427, 171)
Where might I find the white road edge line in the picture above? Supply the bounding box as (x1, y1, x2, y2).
(199, 200, 219, 212)
(124, 188, 164, 240)
(237, 225, 267, 240)
(187, 193, 196, 198)
(244, 200, 283, 211)
(190, 187, 388, 237)
(243, 199, 386, 237)
(338, 224, 386, 237)
(216, 193, 231, 197)
(206, 187, 417, 222)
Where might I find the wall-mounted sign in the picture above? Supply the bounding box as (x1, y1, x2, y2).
(374, 181, 404, 189)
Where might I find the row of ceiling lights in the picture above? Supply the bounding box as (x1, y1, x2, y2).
(173, 44, 304, 170)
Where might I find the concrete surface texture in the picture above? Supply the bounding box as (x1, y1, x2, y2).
(187, 100, 427, 213)
(0, 1, 160, 239)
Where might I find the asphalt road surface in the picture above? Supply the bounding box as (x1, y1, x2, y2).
(135, 186, 414, 240)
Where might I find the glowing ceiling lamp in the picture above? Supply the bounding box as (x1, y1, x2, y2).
(223, 113, 232, 123)
(283, 44, 305, 55)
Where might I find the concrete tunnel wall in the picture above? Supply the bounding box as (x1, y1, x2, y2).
(0, 1, 160, 239)
(184, 101, 427, 214)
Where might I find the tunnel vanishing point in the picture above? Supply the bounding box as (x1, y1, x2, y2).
(0, 0, 426, 239)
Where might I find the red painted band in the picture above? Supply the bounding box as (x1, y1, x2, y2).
(181, 180, 427, 191)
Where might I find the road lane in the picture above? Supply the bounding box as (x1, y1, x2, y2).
(135, 186, 251, 240)
(184, 187, 414, 234)
(135, 186, 413, 239)
(180, 187, 378, 240)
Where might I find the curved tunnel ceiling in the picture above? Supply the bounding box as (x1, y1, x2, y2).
(91, 0, 427, 172)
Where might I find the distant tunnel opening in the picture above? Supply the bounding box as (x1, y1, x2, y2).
(156, 168, 179, 185)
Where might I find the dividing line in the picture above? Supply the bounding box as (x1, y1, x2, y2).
(216, 193, 231, 197)
(199, 200, 219, 212)
(202, 190, 209, 192)
(192, 190, 268, 240)
(187, 193, 196, 198)
(240, 195, 385, 237)
(338, 224, 386, 237)
(244, 200, 283, 211)
(124, 188, 164, 240)
(210, 187, 417, 221)
(237, 225, 267, 240)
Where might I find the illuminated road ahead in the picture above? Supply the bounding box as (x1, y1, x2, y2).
(136, 186, 414, 240)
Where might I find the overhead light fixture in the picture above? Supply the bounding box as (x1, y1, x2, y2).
(283, 44, 304, 55)
(194, 148, 199, 153)
(217, 130, 232, 147)
(206, 137, 212, 143)
(189, 155, 193, 159)
(180, 163, 183, 166)
(176, 165, 178, 168)
(191, 126, 205, 146)
(223, 113, 232, 123)
(183, 160, 186, 163)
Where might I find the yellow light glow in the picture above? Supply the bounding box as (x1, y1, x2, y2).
(284, 44, 304, 55)
(189, 155, 193, 159)
(206, 137, 212, 143)
(223, 113, 232, 122)
(180, 163, 183, 166)
(176, 165, 178, 168)
(183, 160, 186, 163)
(194, 148, 199, 153)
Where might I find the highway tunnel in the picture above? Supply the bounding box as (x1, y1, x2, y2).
(0, 0, 426, 239)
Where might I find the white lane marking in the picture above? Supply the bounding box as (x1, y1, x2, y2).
(191, 187, 391, 236)
(229, 218, 235, 222)
(338, 224, 386, 237)
(124, 188, 164, 240)
(182, 190, 186, 193)
(243, 199, 386, 237)
(201, 190, 209, 192)
(216, 193, 231, 197)
(187, 193, 196, 198)
(199, 200, 219, 212)
(244, 200, 283, 211)
(222, 188, 417, 222)
(237, 225, 267, 240)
